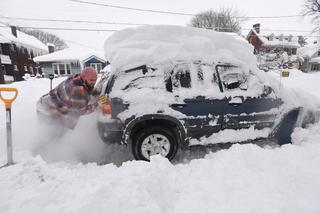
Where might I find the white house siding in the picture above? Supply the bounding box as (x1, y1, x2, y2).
(40, 61, 81, 77)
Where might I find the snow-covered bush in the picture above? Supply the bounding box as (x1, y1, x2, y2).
(22, 73, 31, 80)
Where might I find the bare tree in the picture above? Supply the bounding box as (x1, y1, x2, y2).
(189, 8, 246, 33)
(17, 28, 68, 50)
(303, 0, 320, 33)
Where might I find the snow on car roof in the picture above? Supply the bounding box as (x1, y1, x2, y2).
(104, 25, 256, 72)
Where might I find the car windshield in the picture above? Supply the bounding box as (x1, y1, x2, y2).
(110, 65, 165, 95)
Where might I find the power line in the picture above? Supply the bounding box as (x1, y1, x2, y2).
(64, 39, 102, 50)
(69, 0, 307, 19)
(0, 25, 319, 37)
(0, 25, 117, 32)
(2, 16, 312, 29)
(69, 0, 194, 16)
(0, 15, 315, 33)
(1, 16, 147, 26)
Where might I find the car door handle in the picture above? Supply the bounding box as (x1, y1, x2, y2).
(172, 104, 187, 108)
(229, 102, 241, 106)
(228, 97, 243, 106)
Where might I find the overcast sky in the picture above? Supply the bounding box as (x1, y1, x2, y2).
(0, 0, 317, 50)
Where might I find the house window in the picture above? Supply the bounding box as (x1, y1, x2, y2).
(1, 65, 5, 74)
(24, 66, 28, 72)
(13, 65, 18, 71)
(29, 66, 34, 75)
(66, 64, 71, 74)
(311, 64, 320, 71)
(52, 63, 71, 75)
(90, 63, 102, 72)
(23, 48, 29, 59)
(53, 64, 58, 75)
(59, 64, 66, 75)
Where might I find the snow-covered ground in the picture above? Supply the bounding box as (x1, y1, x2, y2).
(0, 69, 320, 212)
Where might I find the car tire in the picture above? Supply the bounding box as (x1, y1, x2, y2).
(132, 126, 178, 161)
(275, 109, 299, 145)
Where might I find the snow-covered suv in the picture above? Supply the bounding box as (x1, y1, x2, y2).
(96, 61, 302, 161)
(96, 25, 315, 161)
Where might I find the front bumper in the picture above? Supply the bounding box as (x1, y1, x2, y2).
(97, 120, 124, 144)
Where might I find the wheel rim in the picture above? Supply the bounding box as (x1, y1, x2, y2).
(141, 134, 171, 159)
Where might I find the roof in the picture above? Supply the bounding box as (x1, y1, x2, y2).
(310, 57, 320, 63)
(34, 47, 106, 63)
(248, 29, 300, 48)
(0, 24, 48, 52)
(298, 42, 320, 58)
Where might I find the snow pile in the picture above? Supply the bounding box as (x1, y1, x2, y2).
(104, 25, 256, 72)
(1, 135, 320, 213)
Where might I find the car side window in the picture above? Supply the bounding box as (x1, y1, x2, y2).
(216, 65, 248, 91)
(166, 64, 191, 92)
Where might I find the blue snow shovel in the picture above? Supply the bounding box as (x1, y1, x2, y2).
(0, 87, 18, 167)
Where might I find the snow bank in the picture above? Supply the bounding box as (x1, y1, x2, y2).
(1, 132, 320, 213)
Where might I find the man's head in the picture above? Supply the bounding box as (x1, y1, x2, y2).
(80, 67, 97, 90)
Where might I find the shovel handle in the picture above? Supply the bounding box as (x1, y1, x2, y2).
(0, 87, 18, 109)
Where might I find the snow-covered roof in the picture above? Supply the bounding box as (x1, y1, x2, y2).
(249, 29, 300, 48)
(298, 42, 320, 58)
(34, 47, 106, 63)
(104, 25, 256, 72)
(310, 57, 320, 63)
(0, 24, 48, 52)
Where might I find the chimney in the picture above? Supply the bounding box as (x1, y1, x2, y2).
(47, 43, 55, 53)
(253, 23, 260, 34)
(10, 26, 17, 37)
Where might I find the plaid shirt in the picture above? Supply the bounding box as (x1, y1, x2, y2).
(48, 74, 99, 115)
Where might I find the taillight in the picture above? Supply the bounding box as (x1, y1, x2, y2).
(102, 99, 112, 115)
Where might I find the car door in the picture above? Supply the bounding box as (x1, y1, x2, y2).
(223, 96, 282, 130)
(216, 64, 282, 131)
(168, 62, 225, 139)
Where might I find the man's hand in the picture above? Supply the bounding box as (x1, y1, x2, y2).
(98, 95, 107, 106)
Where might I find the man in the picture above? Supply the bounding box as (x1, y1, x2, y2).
(37, 67, 106, 133)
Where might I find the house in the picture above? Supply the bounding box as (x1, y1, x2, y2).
(246, 23, 300, 55)
(298, 40, 320, 72)
(34, 47, 107, 77)
(0, 24, 48, 84)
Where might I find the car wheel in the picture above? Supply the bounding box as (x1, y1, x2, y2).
(132, 126, 178, 161)
(275, 109, 299, 145)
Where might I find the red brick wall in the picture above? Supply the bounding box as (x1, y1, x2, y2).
(247, 31, 263, 54)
